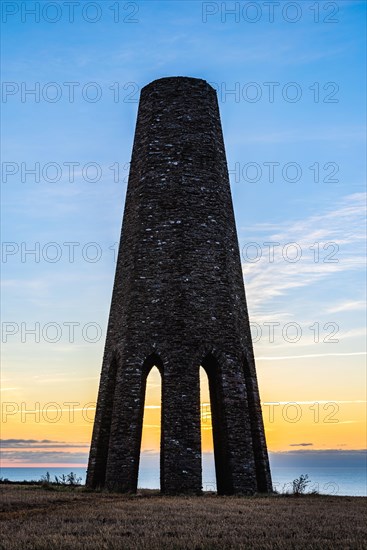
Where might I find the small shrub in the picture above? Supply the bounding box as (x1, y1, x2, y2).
(40, 472, 51, 486)
(292, 474, 311, 495)
(54, 472, 82, 487)
(39, 471, 82, 489)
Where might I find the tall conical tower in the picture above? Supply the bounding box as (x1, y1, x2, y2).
(86, 77, 272, 494)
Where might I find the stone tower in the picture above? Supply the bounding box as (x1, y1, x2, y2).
(86, 77, 272, 495)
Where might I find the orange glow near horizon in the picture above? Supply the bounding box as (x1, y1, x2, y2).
(1, 356, 365, 467)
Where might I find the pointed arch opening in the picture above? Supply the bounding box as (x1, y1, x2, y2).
(137, 354, 163, 490)
(200, 366, 216, 492)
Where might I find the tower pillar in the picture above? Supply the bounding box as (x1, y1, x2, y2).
(161, 362, 202, 494)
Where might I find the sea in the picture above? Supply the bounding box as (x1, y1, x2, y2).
(1, 451, 366, 496)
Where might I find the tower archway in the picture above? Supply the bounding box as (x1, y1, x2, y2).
(138, 362, 162, 490)
(136, 353, 163, 490)
(199, 366, 216, 492)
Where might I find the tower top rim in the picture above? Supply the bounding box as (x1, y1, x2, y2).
(142, 76, 216, 92)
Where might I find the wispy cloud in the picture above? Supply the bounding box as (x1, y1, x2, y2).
(242, 193, 366, 315)
(0, 450, 89, 463)
(0, 439, 89, 449)
(327, 300, 366, 313)
(0, 440, 89, 464)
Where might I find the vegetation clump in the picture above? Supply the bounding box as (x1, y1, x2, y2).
(292, 474, 311, 495)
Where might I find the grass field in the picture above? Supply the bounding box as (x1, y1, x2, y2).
(0, 485, 366, 549)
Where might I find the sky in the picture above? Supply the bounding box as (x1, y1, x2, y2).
(1, 0, 366, 475)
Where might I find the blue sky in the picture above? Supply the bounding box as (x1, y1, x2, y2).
(1, 0, 366, 466)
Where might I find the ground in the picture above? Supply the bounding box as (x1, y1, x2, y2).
(0, 485, 366, 549)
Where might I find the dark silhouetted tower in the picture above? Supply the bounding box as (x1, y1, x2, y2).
(86, 77, 272, 494)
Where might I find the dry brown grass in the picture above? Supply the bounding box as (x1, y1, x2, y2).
(0, 485, 366, 549)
